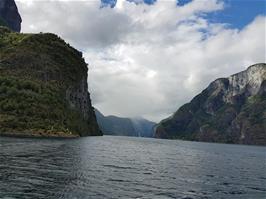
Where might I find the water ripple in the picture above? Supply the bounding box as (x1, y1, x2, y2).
(0, 136, 265, 199)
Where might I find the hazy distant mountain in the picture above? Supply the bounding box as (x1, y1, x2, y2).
(131, 118, 156, 138)
(155, 63, 266, 145)
(95, 109, 156, 137)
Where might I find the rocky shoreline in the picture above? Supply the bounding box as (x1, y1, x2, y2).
(0, 131, 79, 139)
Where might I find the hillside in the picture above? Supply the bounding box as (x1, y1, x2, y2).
(0, 27, 102, 137)
(155, 64, 266, 145)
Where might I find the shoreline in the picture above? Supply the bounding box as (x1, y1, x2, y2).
(0, 132, 80, 139)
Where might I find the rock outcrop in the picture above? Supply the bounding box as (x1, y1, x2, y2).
(95, 109, 155, 137)
(0, 27, 102, 137)
(0, 0, 22, 32)
(155, 64, 266, 145)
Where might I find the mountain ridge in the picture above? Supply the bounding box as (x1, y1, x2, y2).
(155, 63, 266, 145)
(95, 109, 156, 137)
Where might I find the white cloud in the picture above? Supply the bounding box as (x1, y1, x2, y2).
(16, 0, 266, 122)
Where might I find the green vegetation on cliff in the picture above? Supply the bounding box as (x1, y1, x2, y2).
(0, 27, 101, 137)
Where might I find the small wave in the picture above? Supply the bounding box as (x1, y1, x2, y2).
(102, 164, 134, 170)
(142, 172, 153, 175)
(248, 187, 266, 192)
(154, 193, 177, 199)
(107, 179, 131, 183)
(229, 191, 244, 195)
(221, 182, 231, 186)
(223, 190, 245, 195)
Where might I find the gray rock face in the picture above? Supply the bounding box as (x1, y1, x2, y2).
(0, 0, 22, 32)
(66, 77, 90, 119)
(211, 64, 265, 104)
(155, 63, 266, 145)
(65, 77, 101, 136)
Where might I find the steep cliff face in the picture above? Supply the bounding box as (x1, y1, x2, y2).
(0, 27, 102, 137)
(0, 0, 22, 32)
(95, 109, 155, 137)
(155, 64, 266, 145)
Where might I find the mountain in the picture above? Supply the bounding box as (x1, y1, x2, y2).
(0, 0, 22, 32)
(95, 110, 136, 136)
(95, 109, 155, 137)
(155, 63, 266, 145)
(0, 27, 102, 137)
(131, 118, 156, 137)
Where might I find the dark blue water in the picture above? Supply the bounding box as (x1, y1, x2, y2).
(0, 136, 265, 199)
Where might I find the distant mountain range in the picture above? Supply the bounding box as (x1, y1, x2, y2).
(95, 109, 156, 137)
(155, 63, 266, 145)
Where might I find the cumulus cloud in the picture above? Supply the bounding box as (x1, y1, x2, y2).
(16, 0, 266, 122)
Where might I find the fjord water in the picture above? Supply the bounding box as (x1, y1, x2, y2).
(0, 136, 265, 199)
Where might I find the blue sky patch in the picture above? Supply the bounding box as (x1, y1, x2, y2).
(206, 0, 266, 29)
(101, 0, 265, 29)
(177, 0, 192, 6)
(126, 0, 156, 5)
(101, 0, 117, 8)
(143, 0, 157, 4)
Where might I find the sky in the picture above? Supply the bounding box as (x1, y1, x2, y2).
(16, 0, 266, 122)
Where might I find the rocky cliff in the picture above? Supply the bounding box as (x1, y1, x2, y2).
(155, 64, 266, 145)
(95, 109, 155, 137)
(0, 0, 21, 32)
(0, 27, 102, 137)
